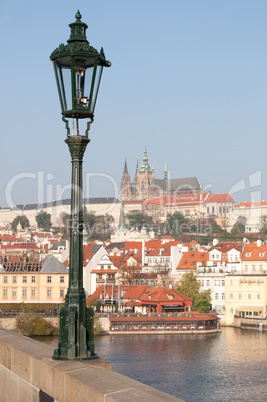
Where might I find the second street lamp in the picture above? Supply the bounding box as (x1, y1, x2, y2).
(50, 11, 111, 360)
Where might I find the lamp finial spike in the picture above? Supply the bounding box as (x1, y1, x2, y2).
(75, 10, 82, 21)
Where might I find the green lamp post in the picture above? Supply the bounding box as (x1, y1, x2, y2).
(50, 11, 111, 360)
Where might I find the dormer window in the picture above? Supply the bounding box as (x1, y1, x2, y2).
(168, 294, 173, 300)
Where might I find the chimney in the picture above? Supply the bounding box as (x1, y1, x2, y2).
(213, 238, 219, 246)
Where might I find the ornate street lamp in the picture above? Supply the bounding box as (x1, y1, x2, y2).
(50, 11, 111, 360)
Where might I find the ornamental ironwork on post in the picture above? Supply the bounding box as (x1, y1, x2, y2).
(51, 11, 110, 360)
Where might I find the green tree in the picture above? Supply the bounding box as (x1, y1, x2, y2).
(126, 210, 150, 229)
(35, 210, 52, 231)
(83, 207, 96, 230)
(164, 212, 189, 237)
(231, 216, 247, 235)
(11, 215, 30, 232)
(176, 271, 211, 313)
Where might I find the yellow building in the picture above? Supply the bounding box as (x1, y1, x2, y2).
(225, 273, 267, 325)
(0, 255, 68, 303)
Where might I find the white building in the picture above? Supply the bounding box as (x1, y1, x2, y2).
(233, 201, 267, 233)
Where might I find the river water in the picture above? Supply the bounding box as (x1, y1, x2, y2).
(37, 328, 267, 401)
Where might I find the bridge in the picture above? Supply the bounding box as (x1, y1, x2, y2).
(0, 328, 181, 401)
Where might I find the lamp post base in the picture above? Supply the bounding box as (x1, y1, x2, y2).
(53, 303, 98, 361)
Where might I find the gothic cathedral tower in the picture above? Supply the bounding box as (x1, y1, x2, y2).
(120, 159, 132, 200)
(133, 147, 154, 199)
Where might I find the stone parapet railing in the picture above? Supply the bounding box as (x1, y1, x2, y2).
(0, 328, 182, 402)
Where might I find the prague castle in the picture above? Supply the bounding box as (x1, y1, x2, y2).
(120, 147, 201, 201)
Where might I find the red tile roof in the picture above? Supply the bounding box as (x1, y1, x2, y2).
(109, 255, 123, 268)
(143, 198, 163, 205)
(177, 251, 208, 270)
(125, 242, 142, 251)
(237, 201, 267, 208)
(140, 286, 193, 303)
(242, 243, 267, 261)
(1, 243, 39, 250)
(205, 193, 234, 203)
(122, 285, 150, 300)
(209, 242, 243, 253)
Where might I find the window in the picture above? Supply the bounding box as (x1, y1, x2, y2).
(230, 279, 233, 286)
(3, 276, 8, 283)
(60, 289, 64, 298)
(215, 293, 219, 300)
(222, 293, 225, 300)
(215, 280, 220, 286)
(259, 265, 263, 271)
(31, 289, 36, 297)
(47, 289, 52, 297)
(230, 308, 233, 314)
(244, 265, 248, 271)
(221, 280, 225, 286)
(22, 289, 27, 297)
(229, 293, 233, 299)
(3, 289, 7, 297)
(60, 276, 64, 283)
(256, 294, 261, 300)
(168, 294, 173, 300)
(238, 293, 242, 300)
(23, 276, 27, 283)
(12, 289, 16, 297)
(31, 276, 36, 283)
(252, 265, 255, 271)
(239, 279, 242, 286)
(201, 280, 204, 286)
(12, 276, 17, 283)
(206, 280, 210, 286)
(47, 276, 52, 283)
(257, 280, 261, 286)
(247, 293, 252, 300)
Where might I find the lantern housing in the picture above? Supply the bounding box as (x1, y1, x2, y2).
(50, 11, 111, 129)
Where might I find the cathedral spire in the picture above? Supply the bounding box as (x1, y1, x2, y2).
(123, 158, 129, 174)
(164, 160, 168, 181)
(136, 160, 139, 172)
(140, 146, 151, 172)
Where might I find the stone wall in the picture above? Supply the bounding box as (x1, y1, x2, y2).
(0, 316, 59, 331)
(0, 328, 181, 402)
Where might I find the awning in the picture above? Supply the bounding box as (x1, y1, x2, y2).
(237, 306, 264, 312)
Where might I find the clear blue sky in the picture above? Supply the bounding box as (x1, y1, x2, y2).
(1, 0, 267, 207)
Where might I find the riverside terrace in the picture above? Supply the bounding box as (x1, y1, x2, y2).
(99, 312, 220, 334)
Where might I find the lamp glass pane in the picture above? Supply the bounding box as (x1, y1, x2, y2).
(56, 63, 72, 111)
(91, 65, 103, 113)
